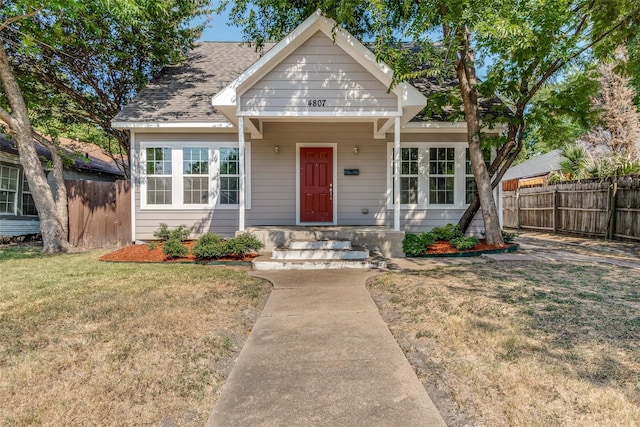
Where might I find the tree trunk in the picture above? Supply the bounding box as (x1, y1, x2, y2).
(455, 26, 504, 246)
(0, 44, 69, 253)
(458, 121, 525, 232)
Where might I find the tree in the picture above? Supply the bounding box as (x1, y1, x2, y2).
(0, 0, 207, 252)
(221, 0, 640, 245)
(582, 49, 640, 159)
(2, 0, 209, 177)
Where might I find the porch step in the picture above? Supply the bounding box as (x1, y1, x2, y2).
(272, 245, 367, 261)
(253, 238, 386, 270)
(252, 253, 387, 270)
(287, 239, 352, 250)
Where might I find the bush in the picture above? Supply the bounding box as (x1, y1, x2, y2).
(450, 236, 479, 250)
(403, 232, 436, 256)
(162, 237, 189, 258)
(153, 223, 190, 242)
(431, 224, 464, 241)
(225, 232, 264, 257)
(192, 233, 226, 259)
(193, 232, 264, 259)
(147, 241, 157, 250)
(501, 230, 517, 243)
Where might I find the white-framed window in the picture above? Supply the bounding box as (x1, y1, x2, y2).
(429, 147, 456, 205)
(387, 142, 468, 209)
(139, 141, 250, 210)
(0, 165, 19, 215)
(21, 176, 38, 216)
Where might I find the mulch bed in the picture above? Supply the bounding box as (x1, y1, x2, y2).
(415, 240, 518, 257)
(99, 241, 258, 263)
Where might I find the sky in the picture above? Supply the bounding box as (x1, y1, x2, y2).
(198, 4, 244, 41)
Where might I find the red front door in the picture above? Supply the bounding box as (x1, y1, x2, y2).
(300, 147, 333, 222)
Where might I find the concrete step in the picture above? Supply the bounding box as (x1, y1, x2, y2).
(271, 246, 369, 260)
(287, 239, 352, 250)
(252, 253, 387, 270)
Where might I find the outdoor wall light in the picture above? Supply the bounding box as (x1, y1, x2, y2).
(353, 146, 360, 154)
(274, 145, 280, 154)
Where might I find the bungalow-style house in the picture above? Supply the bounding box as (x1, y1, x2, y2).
(0, 134, 124, 238)
(113, 11, 503, 256)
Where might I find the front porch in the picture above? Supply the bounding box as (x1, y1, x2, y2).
(244, 225, 405, 258)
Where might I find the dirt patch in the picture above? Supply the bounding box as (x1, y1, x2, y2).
(99, 241, 258, 263)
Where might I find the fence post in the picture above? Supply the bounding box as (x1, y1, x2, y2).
(553, 187, 558, 233)
(607, 180, 618, 240)
(515, 188, 520, 229)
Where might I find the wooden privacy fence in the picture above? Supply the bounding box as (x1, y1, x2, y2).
(502, 176, 640, 241)
(66, 179, 131, 248)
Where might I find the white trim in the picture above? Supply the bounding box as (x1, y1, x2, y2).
(137, 140, 252, 210)
(387, 141, 469, 211)
(213, 11, 426, 127)
(238, 110, 403, 118)
(238, 117, 246, 231)
(130, 131, 136, 243)
(393, 117, 401, 231)
(401, 121, 506, 134)
(295, 142, 338, 226)
(112, 121, 234, 130)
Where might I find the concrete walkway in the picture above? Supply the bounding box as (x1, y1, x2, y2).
(206, 270, 446, 427)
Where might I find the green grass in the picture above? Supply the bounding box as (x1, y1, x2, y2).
(0, 248, 270, 426)
(368, 261, 640, 426)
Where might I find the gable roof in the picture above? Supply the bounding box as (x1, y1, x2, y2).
(0, 134, 125, 178)
(113, 42, 273, 126)
(113, 13, 509, 131)
(502, 149, 562, 181)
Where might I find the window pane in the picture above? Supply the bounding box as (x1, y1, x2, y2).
(184, 177, 208, 205)
(219, 148, 240, 205)
(0, 166, 18, 214)
(429, 177, 454, 205)
(400, 177, 418, 204)
(22, 193, 38, 216)
(466, 177, 478, 204)
(183, 147, 208, 175)
(146, 147, 171, 175)
(147, 177, 172, 205)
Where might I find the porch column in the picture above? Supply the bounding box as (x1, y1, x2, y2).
(394, 116, 401, 231)
(238, 116, 246, 231)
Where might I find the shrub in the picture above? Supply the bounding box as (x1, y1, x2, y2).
(225, 232, 264, 257)
(192, 233, 226, 259)
(153, 223, 190, 242)
(162, 237, 189, 258)
(147, 241, 157, 250)
(450, 236, 479, 250)
(403, 232, 436, 256)
(193, 232, 264, 259)
(431, 224, 464, 241)
(501, 230, 517, 243)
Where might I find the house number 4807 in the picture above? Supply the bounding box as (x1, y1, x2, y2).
(307, 99, 326, 107)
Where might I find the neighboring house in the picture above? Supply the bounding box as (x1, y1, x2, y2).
(113, 11, 506, 248)
(0, 134, 124, 237)
(497, 149, 562, 225)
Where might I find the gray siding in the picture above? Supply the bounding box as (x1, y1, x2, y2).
(241, 32, 397, 114)
(132, 125, 486, 239)
(133, 133, 243, 239)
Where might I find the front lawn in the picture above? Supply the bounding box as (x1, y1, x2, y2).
(369, 262, 640, 426)
(0, 247, 270, 426)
